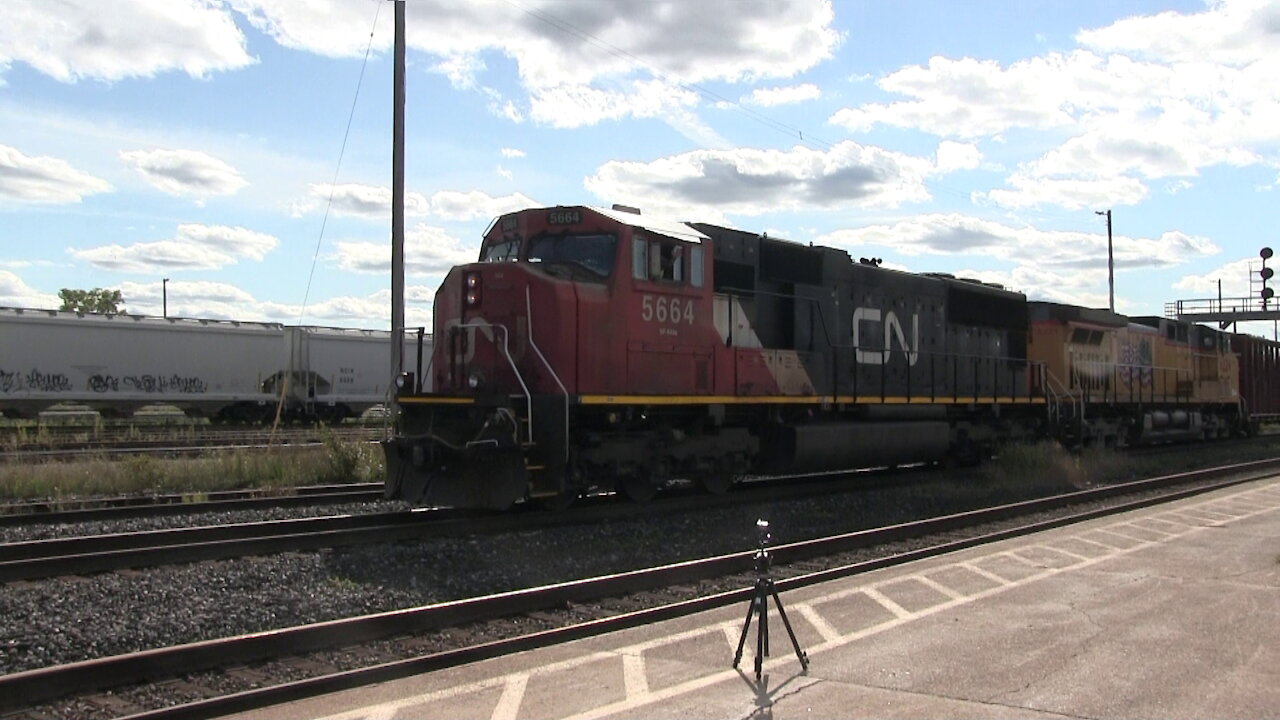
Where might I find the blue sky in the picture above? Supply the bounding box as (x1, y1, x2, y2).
(2, 0, 1279, 333)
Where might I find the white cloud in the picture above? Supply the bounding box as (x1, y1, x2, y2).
(0, 144, 113, 204)
(585, 140, 937, 218)
(334, 224, 478, 276)
(230, 0, 839, 84)
(228, 0, 839, 132)
(500, 148, 526, 158)
(302, 183, 430, 219)
(826, 1, 1280, 210)
(293, 185, 535, 222)
(69, 240, 237, 273)
(428, 190, 539, 221)
(495, 165, 513, 181)
(527, 79, 702, 129)
(69, 224, 279, 272)
(742, 83, 821, 107)
(976, 173, 1149, 210)
(119, 148, 248, 199)
(819, 213, 1217, 274)
(175, 224, 277, 261)
(1, 0, 254, 83)
(0, 270, 60, 309)
(1173, 256, 1269, 296)
(1077, 0, 1280, 67)
(934, 141, 982, 174)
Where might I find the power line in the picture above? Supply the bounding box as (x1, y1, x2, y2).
(297, 0, 384, 326)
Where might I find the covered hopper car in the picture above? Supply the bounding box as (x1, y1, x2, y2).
(0, 307, 429, 421)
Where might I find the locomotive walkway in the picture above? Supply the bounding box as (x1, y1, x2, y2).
(221, 475, 1280, 720)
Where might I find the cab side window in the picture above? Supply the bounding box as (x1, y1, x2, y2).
(632, 237, 648, 281)
(634, 235, 685, 284)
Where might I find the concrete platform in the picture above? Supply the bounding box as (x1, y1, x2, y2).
(223, 477, 1280, 720)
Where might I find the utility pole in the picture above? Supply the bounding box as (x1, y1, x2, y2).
(1095, 209, 1114, 312)
(390, 0, 406, 411)
(162, 278, 169, 318)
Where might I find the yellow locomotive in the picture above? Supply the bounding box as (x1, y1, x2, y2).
(1028, 303, 1240, 446)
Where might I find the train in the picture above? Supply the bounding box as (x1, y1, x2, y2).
(382, 204, 1280, 511)
(0, 307, 430, 422)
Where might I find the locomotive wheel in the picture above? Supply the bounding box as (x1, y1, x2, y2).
(618, 473, 658, 503)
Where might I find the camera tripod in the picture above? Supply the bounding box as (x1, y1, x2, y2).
(732, 522, 809, 680)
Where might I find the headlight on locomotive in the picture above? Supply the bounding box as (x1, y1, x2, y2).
(463, 272, 481, 307)
(467, 371, 484, 389)
(394, 371, 415, 393)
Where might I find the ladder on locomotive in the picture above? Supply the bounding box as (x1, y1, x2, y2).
(1041, 367, 1084, 446)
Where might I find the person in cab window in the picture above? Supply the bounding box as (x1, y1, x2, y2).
(651, 243, 683, 283)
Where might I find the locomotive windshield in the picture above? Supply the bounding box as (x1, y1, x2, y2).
(480, 239, 520, 262)
(527, 233, 617, 280)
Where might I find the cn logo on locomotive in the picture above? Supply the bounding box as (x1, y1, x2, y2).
(852, 307, 919, 366)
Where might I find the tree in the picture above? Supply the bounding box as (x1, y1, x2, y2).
(59, 288, 126, 314)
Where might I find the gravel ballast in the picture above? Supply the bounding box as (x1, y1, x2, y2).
(0, 468, 1083, 676)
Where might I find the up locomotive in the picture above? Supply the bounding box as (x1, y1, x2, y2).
(386, 204, 1246, 510)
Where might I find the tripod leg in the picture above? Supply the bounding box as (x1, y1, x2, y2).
(732, 589, 758, 668)
(755, 597, 764, 681)
(770, 586, 810, 670)
(762, 587, 771, 659)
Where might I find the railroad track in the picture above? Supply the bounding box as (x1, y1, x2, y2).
(4, 457, 1277, 719)
(0, 469, 933, 581)
(0, 482, 385, 525)
(0, 426, 383, 461)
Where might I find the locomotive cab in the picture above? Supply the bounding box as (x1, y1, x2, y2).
(385, 205, 719, 509)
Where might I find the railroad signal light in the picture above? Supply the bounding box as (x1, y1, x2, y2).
(1263, 248, 1275, 310)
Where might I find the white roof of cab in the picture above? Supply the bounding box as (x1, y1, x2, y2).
(587, 205, 707, 244)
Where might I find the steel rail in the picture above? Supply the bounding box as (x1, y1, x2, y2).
(0, 481, 381, 520)
(0, 439, 382, 463)
(0, 510, 483, 582)
(0, 467, 946, 582)
(4, 457, 1277, 716)
(0, 483, 384, 526)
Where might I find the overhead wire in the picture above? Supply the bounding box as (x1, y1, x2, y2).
(272, 0, 384, 437)
(296, 0, 384, 326)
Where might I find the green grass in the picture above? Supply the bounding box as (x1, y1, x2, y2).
(985, 437, 1280, 496)
(0, 433, 385, 502)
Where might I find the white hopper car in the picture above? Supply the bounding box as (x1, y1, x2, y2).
(0, 307, 431, 421)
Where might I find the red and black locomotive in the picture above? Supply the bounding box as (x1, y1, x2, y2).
(384, 204, 1062, 509)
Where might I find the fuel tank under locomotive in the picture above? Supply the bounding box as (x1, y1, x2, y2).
(760, 421, 952, 474)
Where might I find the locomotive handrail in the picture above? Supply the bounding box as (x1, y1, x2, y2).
(1042, 367, 1079, 422)
(452, 321, 534, 444)
(526, 285, 570, 462)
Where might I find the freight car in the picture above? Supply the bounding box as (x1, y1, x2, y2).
(1231, 332, 1280, 425)
(0, 307, 428, 421)
(385, 204, 1255, 511)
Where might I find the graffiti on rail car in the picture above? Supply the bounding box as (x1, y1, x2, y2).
(0, 368, 74, 393)
(87, 374, 208, 394)
(1119, 338, 1154, 388)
